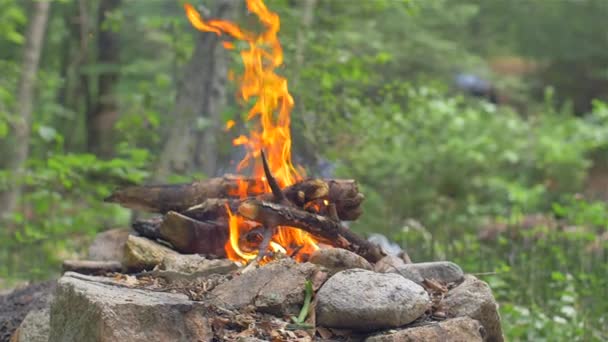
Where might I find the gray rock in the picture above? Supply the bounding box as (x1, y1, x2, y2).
(122, 235, 179, 271)
(49, 274, 212, 342)
(88, 228, 129, 261)
(161, 254, 237, 275)
(210, 258, 318, 316)
(365, 317, 484, 342)
(316, 269, 430, 331)
(13, 308, 50, 342)
(0, 280, 55, 342)
(309, 248, 373, 275)
(374, 255, 406, 273)
(444, 275, 504, 342)
(390, 261, 464, 285)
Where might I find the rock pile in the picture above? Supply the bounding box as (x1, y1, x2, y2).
(6, 230, 504, 342)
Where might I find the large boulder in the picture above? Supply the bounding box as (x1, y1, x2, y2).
(88, 228, 129, 261)
(309, 248, 373, 275)
(365, 317, 485, 342)
(210, 258, 318, 317)
(443, 275, 504, 342)
(316, 269, 430, 331)
(49, 273, 212, 342)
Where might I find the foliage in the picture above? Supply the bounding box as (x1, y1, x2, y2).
(328, 84, 608, 339)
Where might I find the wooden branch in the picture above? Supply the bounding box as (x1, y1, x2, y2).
(62, 260, 122, 275)
(106, 177, 363, 220)
(238, 200, 385, 263)
(260, 150, 286, 202)
(105, 175, 264, 213)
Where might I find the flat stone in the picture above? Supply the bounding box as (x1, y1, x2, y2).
(444, 275, 504, 342)
(309, 248, 373, 275)
(12, 308, 51, 342)
(365, 317, 484, 342)
(390, 261, 464, 285)
(49, 274, 212, 342)
(122, 235, 179, 271)
(88, 228, 129, 261)
(316, 269, 430, 331)
(210, 258, 318, 316)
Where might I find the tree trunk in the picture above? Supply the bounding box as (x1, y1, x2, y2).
(0, 1, 51, 220)
(292, 0, 319, 170)
(155, 0, 234, 181)
(58, 0, 93, 151)
(87, 0, 122, 158)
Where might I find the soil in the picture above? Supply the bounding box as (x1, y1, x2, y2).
(0, 281, 56, 342)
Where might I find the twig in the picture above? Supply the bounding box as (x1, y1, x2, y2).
(255, 225, 274, 262)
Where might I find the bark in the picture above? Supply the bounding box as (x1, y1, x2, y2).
(62, 260, 123, 275)
(106, 177, 364, 220)
(159, 211, 228, 257)
(105, 175, 264, 213)
(87, 0, 122, 157)
(155, 0, 234, 180)
(0, 1, 51, 220)
(238, 199, 386, 263)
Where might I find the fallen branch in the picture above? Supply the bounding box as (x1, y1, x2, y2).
(238, 200, 385, 263)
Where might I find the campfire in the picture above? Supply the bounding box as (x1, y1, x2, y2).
(106, 0, 384, 266)
(44, 2, 504, 341)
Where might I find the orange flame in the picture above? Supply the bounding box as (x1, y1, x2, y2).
(184, 0, 319, 263)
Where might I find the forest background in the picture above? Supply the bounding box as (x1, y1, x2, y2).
(1, 0, 607, 340)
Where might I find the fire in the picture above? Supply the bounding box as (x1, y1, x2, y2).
(184, 0, 319, 263)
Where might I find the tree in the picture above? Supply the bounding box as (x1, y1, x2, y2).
(0, 0, 51, 221)
(155, 0, 235, 180)
(87, 0, 122, 157)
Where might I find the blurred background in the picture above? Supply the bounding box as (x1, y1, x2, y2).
(1, 0, 607, 340)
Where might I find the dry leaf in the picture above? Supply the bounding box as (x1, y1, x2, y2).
(316, 326, 333, 339)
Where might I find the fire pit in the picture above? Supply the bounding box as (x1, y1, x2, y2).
(106, 0, 382, 266)
(35, 1, 505, 341)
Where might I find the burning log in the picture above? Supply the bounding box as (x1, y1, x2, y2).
(105, 177, 364, 220)
(104, 175, 262, 213)
(238, 200, 386, 263)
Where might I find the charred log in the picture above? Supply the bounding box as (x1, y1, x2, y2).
(132, 216, 163, 240)
(238, 200, 385, 263)
(105, 175, 264, 213)
(160, 211, 229, 257)
(106, 177, 363, 220)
